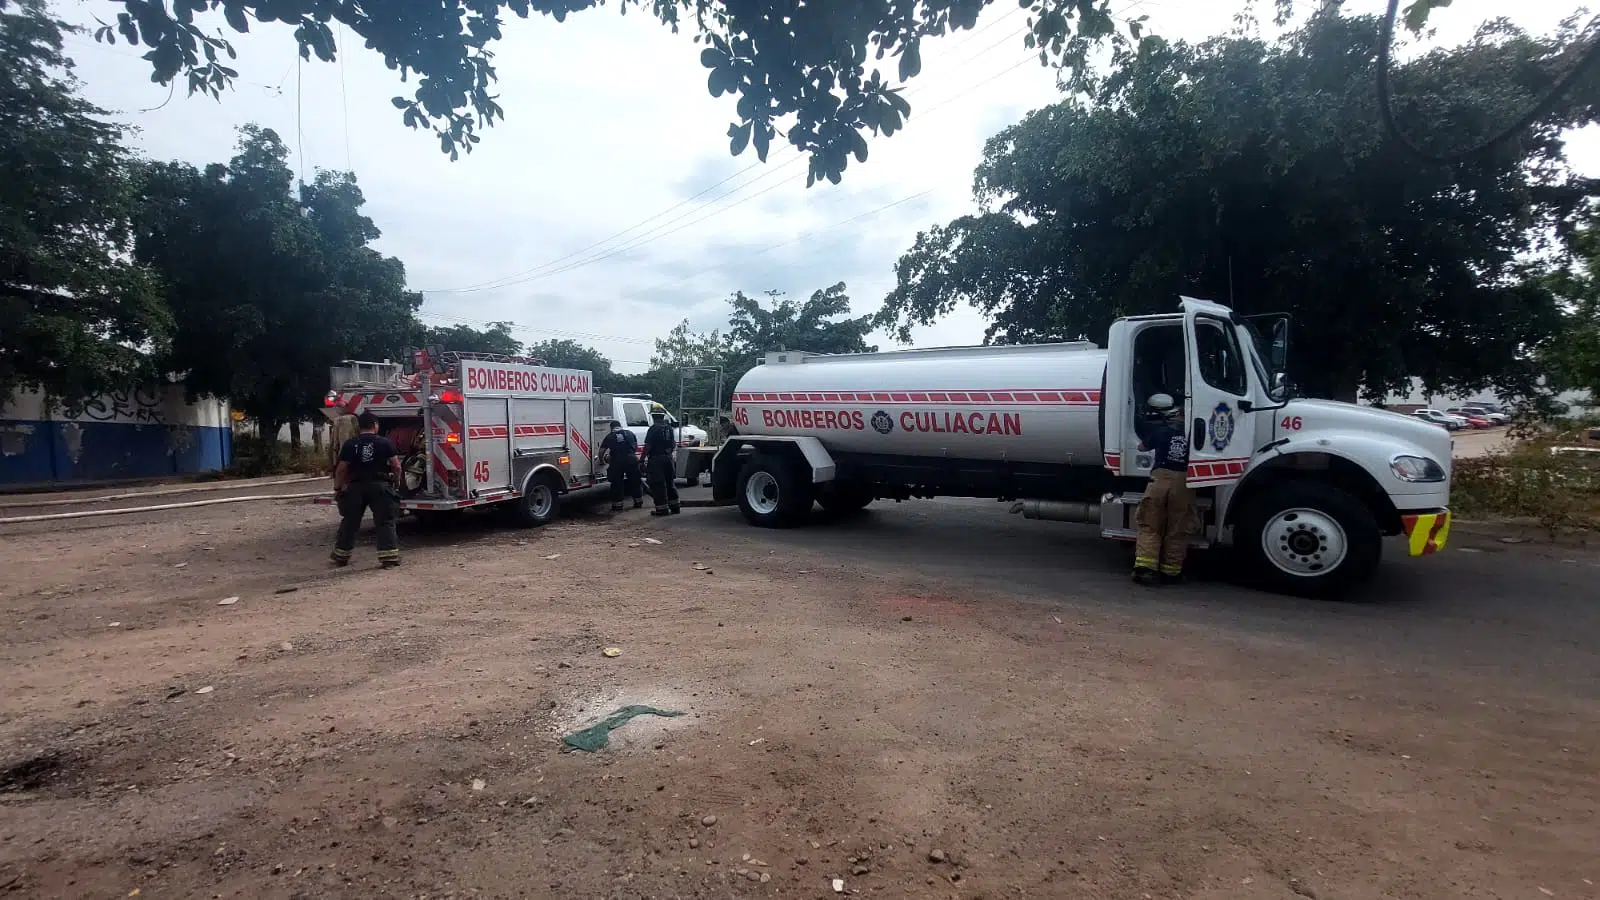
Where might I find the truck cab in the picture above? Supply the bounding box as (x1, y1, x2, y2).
(1102, 297, 1452, 592)
(598, 395, 708, 453)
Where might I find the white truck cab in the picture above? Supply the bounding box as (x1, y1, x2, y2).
(597, 394, 708, 452)
(1100, 297, 1452, 590)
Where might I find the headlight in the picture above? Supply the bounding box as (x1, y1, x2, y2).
(1391, 455, 1445, 482)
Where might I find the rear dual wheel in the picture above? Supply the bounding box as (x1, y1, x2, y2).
(737, 454, 812, 528)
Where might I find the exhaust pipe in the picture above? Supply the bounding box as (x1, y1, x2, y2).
(1008, 499, 1101, 524)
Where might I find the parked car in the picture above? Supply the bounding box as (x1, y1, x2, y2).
(1417, 408, 1469, 429)
(1461, 405, 1510, 425)
(1447, 406, 1506, 427)
(1412, 409, 1462, 430)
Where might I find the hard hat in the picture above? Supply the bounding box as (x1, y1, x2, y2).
(1147, 393, 1177, 412)
(649, 409, 667, 419)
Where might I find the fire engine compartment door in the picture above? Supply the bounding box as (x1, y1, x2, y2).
(1181, 296, 1257, 488)
(466, 397, 514, 494)
(565, 396, 594, 481)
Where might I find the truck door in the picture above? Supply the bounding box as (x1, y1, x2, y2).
(1181, 297, 1257, 487)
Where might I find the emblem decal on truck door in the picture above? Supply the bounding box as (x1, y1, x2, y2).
(1209, 402, 1235, 452)
(871, 410, 895, 434)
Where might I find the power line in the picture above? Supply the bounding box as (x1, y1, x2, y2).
(337, 23, 353, 172)
(416, 311, 656, 346)
(420, 19, 1038, 296)
(1377, 0, 1600, 163)
(632, 190, 935, 297)
(295, 51, 306, 185)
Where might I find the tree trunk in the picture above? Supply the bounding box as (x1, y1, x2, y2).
(289, 420, 302, 450)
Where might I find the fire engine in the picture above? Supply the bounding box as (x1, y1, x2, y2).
(712, 297, 1453, 596)
(318, 349, 608, 526)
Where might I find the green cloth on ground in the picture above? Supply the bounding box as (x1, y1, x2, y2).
(561, 704, 683, 752)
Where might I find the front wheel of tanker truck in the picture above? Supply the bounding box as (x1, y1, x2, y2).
(1234, 481, 1383, 598)
(737, 454, 813, 528)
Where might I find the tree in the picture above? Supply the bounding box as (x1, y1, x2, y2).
(727, 283, 877, 361)
(422, 321, 524, 357)
(523, 339, 621, 389)
(1543, 215, 1600, 401)
(134, 125, 420, 441)
(877, 12, 1596, 401)
(0, 0, 168, 406)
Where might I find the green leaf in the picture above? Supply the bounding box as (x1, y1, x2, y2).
(897, 41, 921, 81)
(728, 120, 752, 156)
(391, 96, 409, 109)
(223, 4, 249, 33)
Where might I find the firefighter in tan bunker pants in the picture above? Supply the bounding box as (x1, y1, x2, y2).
(1133, 393, 1196, 585)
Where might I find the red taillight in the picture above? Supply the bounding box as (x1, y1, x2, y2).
(438, 390, 463, 403)
(324, 392, 338, 407)
(444, 432, 461, 444)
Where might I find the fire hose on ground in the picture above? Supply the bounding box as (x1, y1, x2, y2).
(0, 475, 324, 510)
(0, 491, 326, 525)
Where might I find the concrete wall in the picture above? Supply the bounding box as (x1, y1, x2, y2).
(0, 385, 233, 486)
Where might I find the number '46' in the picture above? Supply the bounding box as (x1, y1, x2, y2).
(1280, 415, 1303, 431)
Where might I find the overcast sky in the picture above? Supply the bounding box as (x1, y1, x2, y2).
(55, 0, 1594, 373)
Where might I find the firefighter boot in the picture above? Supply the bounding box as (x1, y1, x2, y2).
(611, 502, 624, 511)
(1131, 567, 1160, 586)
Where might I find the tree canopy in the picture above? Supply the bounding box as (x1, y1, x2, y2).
(60, 0, 1476, 184)
(422, 321, 525, 357)
(133, 125, 421, 437)
(0, 0, 169, 406)
(1544, 213, 1600, 401)
(727, 283, 877, 358)
(877, 11, 1598, 400)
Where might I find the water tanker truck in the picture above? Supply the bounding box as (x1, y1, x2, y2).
(710, 297, 1452, 596)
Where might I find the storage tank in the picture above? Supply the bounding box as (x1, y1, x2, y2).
(731, 343, 1109, 467)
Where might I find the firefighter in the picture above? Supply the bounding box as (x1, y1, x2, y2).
(642, 409, 681, 516)
(598, 419, 644, 511)
(1132, 393, 1194, 585)
(330, 410, 403, 569)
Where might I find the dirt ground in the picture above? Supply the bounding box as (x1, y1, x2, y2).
(0, 484, 1596, 899)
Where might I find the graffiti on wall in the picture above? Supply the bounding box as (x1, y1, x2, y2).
(76, 387, 165, 425)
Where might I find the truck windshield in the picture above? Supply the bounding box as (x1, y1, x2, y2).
(1243, 315, 1290, 403)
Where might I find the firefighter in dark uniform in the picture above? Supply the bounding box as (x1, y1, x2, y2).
(1132, 393, 1195, 585)
(598, 419, 644, 511)
(331, 411, 403, 568)
(642, 409, 681, 516)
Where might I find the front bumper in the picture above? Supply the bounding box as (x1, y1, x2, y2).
(1400, 508, 1451, 556)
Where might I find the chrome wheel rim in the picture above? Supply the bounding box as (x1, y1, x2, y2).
(1261, 507, 1347, 577)
(746, 471, 780, 515)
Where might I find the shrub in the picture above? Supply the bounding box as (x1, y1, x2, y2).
(227, 435, 328, 478)
(1452, 451, 1600, 534)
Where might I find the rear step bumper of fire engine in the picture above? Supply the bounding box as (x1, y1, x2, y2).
(311, 491, 518, 511)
